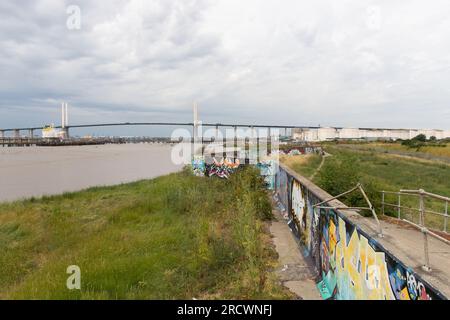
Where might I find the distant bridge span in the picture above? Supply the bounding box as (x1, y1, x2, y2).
(0, 122, 322, 133)
(3, 122, 446, 140)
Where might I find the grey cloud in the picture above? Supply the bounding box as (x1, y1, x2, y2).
(0, 0, 450, 131)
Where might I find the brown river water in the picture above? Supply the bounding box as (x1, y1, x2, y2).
(0, 144, 182, 203)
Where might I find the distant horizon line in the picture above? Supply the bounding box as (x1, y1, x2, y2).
(1, 121, 449, 133)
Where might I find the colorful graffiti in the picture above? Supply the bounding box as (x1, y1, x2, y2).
(291, 180, 307, 232)
(274, 166, 445, 300)
(317, 210, 395, 300)
(283, 149, 302, 156)
(192, 156, 206, 177)
(276, 169, 289, 211)
(206, 158, 240, 179)
(257, 160, 277, 190)
(272, 146, 323, 156)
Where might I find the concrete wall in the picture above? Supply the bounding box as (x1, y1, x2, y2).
(292, 127, 450, 142)
(274, 163, 446, 300)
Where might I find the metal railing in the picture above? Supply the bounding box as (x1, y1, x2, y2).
(381, 189, 450, 272)
(314, 183, 383, 237)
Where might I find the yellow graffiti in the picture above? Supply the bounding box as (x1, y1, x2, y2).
(328, 220, 337, 270)
(400, 287, 411, 300)
(334, 217, 395, 300)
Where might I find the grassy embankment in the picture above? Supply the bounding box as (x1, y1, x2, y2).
(281, 142, 450, 231)
(0, 167, 291, 300)
(332, 142, 450, 163)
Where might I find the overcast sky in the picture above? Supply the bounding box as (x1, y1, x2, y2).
(1, 0, 450, 135)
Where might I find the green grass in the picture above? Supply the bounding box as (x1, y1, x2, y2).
(0, 167, 290, 300)
(279, 154, 323, 178)
(283, 144, 450, 231)
(331, 142, 450, 163)
(323, 146, 450, 194)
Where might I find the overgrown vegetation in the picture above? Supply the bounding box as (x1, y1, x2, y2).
(279, 154, 323, 178)
(282, 144, 450, 230)
(326, 141, 450, 163)
(400, 134, 447, 151)
(0, 167, 290, 300)
(315, 154, 379, 212)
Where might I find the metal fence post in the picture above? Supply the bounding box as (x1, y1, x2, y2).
(381, 191, 385, 216)
(419, 190, 431, 272)
(359, 184, 383, 237)
(444, 201, 448, 233)
(398, 193, 401, 220)
(419, 191, 423, 225)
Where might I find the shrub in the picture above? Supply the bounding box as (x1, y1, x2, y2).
(413, 134, 427, 142)
(316, 155, 385, 217)
(317, 155, 361, 205)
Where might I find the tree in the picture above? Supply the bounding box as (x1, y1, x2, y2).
(413, 134, 427, 142)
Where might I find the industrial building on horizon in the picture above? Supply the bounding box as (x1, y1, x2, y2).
(292, 127, 450, 142)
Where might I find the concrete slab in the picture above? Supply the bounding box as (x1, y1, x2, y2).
(270, 208, 323, 300)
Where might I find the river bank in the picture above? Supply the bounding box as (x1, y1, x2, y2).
(0, 167, 291, 299)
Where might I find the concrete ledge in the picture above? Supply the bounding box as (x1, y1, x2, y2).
(277, 162, 449, 300)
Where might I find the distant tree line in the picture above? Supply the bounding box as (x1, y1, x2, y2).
(399, 134, 447, 150)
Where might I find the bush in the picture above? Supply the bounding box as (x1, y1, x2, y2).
(316, 155, 384, 217)
(400, 134, 446, 150)
(401, 138, 425, 150)
(413, 134, 427, 142)
(317, 155, 361, 205)
(228, 167, 273, 220)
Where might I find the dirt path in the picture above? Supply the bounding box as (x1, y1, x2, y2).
(308, 152, 331, 180)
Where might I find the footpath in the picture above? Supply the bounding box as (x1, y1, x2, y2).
(269, 201, 322, 300)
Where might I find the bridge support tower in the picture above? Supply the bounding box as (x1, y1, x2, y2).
(61, 127, 70, 139)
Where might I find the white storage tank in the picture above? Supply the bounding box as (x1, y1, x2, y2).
(318, 127, 337, 141)
(338, 128, 361, 140)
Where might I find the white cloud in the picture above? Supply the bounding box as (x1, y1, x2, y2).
(0, 0, 449, 130)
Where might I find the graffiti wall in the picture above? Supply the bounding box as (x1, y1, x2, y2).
(277, 169, 289, 211)
(257, 160, 277, 190)
(192, 155, 206, 177)
(274, 165, 446, 300)
(206, 158, 240, 179)
(272, 146, 323, 156)
(192, 157, 240, 179)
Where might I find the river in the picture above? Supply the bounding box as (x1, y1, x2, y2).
(0, 144, 182, 203)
